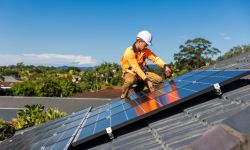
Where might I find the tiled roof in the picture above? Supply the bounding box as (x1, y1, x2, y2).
(2, 76, 21, 83)
(0, 82, 15, 88)
(207, 52, 250, 70)
(0, 76, 21, 88)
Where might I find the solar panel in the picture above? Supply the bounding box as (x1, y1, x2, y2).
(72, 70, 250, 147)
(0, 107, 91, 150)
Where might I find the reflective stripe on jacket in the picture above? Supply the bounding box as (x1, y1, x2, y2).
(120, 44, 166, 80)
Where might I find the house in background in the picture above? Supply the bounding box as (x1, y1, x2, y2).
(71, 75, 81, 83)
(57, 73, 82, 83)
(0, 76, 22, 90)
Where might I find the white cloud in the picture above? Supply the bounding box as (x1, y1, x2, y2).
(218, 32, 226, 36)
(218, 32, 232, 40)
(224, 36, 231, 40)
(0, 53, 96, 66)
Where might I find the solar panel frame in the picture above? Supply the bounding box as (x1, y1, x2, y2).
(72, 70, 250, 147)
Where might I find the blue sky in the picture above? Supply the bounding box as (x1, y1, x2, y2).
(0, 0, 249, 66)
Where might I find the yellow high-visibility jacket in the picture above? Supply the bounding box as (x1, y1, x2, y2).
(120, 44, 167, 80)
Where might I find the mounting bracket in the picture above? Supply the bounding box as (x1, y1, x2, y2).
(214, 83, 223, 97)
(106, 127, 114, 140)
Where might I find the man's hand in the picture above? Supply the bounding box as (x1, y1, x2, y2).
(147, 80, 155, 92)
(147, 80, 153, 89)
(164, 64, 172, 78)
(144, 78, 154, 91)
(165, 68, 172, 78)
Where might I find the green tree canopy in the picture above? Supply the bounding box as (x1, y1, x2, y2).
(59, 78, 76, 97)
(174, 38, 220, 71)
(11, 81, 36, 96)
(2, 62, 123, 96)
(35, 76, 62, 97)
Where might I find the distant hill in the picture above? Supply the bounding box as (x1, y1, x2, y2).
(57, 64, 158, 71)
(78, 67, 94, 71)
(57, 66, 94, 71)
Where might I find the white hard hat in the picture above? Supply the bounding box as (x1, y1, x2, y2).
(137, 30, 152, 46)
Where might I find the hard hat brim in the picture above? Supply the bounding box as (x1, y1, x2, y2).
(146, 42, 152, 46)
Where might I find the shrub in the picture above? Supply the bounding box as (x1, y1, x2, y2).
(0, 119, 15, 140)
(11, 104, 67, 131)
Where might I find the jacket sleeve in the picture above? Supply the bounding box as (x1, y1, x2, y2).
(145, 49, 167, 68)
(125, 49, 147, 80)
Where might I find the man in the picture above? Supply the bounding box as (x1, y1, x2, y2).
(120, 30, 172, 99)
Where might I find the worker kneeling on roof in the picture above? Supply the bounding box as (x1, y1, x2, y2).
(120, 30, 172, 99)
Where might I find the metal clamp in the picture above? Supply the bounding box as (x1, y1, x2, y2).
(106, 127, 114, 139)
(214, 83, 222, 96)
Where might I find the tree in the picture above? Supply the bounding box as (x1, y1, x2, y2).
(67, 67, 80, 75)
(93, 62, 122, 86)
(59, 78, 76, 97)
(11, 81, 36, 96)
(20, 70, 32, 80)
(174, 38, 220, 71)
(35, 76, 62, 97)
(76, 81, 91, 92)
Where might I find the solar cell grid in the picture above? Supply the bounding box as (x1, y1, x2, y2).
(44, 137, 71, 150)
(72, 70, 250, 147)
(0, 107, 91, 150)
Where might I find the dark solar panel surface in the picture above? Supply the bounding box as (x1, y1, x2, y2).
(0, 107, 91, 150)
(72, 70, 250, 146)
